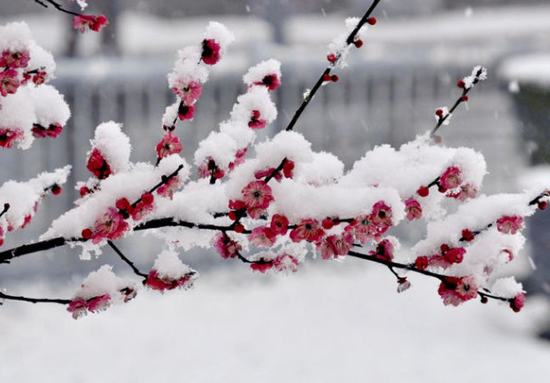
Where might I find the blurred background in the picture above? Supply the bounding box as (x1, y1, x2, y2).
(1, 2, 550, 377)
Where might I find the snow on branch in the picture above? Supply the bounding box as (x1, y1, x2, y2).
(1, 0, 548, 319)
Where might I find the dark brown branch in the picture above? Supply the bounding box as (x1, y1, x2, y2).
(0, 290, 71, 305)
(0, 203, 9, 219)
(347, 249, 513, 305)
(430, 67, 486, 138)
(33, 0, 81, 17)
(107, 240, 148, 279)
(286, 0, 381, 132)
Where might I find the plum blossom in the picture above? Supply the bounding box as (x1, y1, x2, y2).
(369, 238, 395, 262)
(270, 214, 289, 235)
(438, 276, 478, 306)
(213, 233, 241, 259)
(145, 270, 196, 292)
(0, 69, 20, 97)
(273, 253, 299, 273)
(88, 207, 129, 244)
(255, 74, 280, 91)
(157, 176, 180, 199)
(439, 166, 463, 191)
(201, 39, 221, 65)
(316, 232, 353, 260)
(447, 183, 477, 201)
(156, 132, 183, 159)
(0, 49, 30, 69)
(172, 80, 202, 105)
(290, 219, 325, 243)
(178, 103, 195, 120)
(404, 198, 422, 220)
(496, 216, 524, 235)
(31, 123, 63, 139)
(249, 226, 277, 247)
(241, 180, 274, 212)
(86, 148, 112, 179)
(510, 293, 526, 313)
(72, 14, 109, 33)
(248, 110, 267, 130)
(228, 148, 248, 172)
(198, 158, 225, 180)
(0, 128, 24, 148)
(67, 294, 111, 319)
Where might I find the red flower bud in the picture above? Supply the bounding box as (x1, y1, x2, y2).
(457, 79, 465, 89)
(417, 186, 430, 197)
(461, 95, 469, 102)
(81, 228, 92, 240)
(51, 184, 62, 195)
(367, 17, 377, 25)
(354, 39, 363, 48)
(331, 74, 339, 82)
(234, 224, 245, 233)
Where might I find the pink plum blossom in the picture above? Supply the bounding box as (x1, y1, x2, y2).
(290, 219, 325, 243)
(496, 216, 524, 234)
(72, 14, 109, 33)
(32, 123, 63, 139)
(157, 177, 180, 199)
(439, 166, 463, 190)
(241, 180, 274, 211)
(438, 276, 478, 306)
(90, 207, 129, 244)
(369, 238, 395, 262)
(0, 49, 30, 69)
(86, 148, 112, 179)
(172, 80, 203, 105)
(249, 226, 277, 247)
(228, 148, 248, 172)
(0, 128, 24, 148)
(201, 39, 221, 65)
(145, 270, 195, 291)
(510, 292, 526, 312)
(178, 103, 195, 120)
(156, 132, 183, 159)
(0, 69, 20, 97)
(270, 214, 289, 235)
(87, 294, 111, 312)
(248, 110, 267, 129)
(255, 74, 280, 91)
(273, 253, 299, 273)
(404, 198, 422, 220)
(213, 233, 241, 259)
(447, 183, 477, 201)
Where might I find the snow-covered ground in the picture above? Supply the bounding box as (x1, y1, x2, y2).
(1, 261, 550, 383)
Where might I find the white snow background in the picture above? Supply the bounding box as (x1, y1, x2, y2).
(1, 261, 550, 383)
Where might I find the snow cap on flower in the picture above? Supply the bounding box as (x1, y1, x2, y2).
(243, 59, 282, 90)
(30, 85, 70, 131)
(67, 265, 135, 319)
(203, 21, 235, 53)
(146, 248, 198, 291)
(89, 122, 131, 174)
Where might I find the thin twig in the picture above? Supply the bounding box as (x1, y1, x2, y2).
(107, 241, 148, 279)
(0, 290, 71, 305)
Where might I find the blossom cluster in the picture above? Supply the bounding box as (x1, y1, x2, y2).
(158, 22, 236, 165)
(1, 10, 548, 319)
(0, 23, 70, 149)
